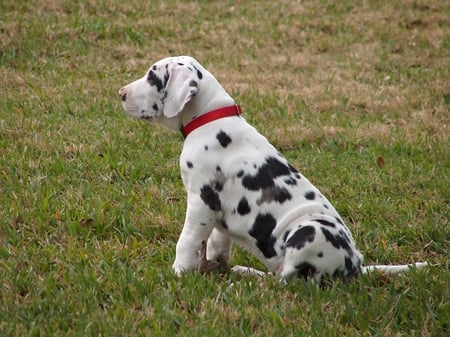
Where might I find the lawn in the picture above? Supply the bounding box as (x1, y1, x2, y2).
(0, 0, 449, 336)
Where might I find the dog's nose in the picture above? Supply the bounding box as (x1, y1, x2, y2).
(119, 87, 128, 102)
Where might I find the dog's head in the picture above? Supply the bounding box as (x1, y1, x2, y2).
(119, 56, 203, 122)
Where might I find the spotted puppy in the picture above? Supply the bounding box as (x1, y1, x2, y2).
(119, 56, 426, 282)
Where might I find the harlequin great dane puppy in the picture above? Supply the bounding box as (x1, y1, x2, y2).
(119, 56, 427, 282)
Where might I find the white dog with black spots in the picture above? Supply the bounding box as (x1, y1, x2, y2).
(119, 56, 427, 282)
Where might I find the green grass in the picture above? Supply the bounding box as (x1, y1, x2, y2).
(1, 0, 449, 336)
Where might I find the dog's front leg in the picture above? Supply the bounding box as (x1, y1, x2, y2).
(206, 228, 232, 262)
(172, 195, 216, 275)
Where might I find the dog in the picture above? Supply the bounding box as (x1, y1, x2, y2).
(119, 56, 427, 282)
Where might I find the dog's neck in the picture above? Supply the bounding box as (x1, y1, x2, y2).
(160, 71, 235, 132)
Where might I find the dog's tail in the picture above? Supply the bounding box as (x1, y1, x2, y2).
(361, 262, 428, 275)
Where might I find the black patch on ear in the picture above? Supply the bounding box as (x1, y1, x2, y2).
(200, 185, 221, 211)
(248, 213, 277, 258)
(216, 131, 232, 148)
(237, 197, 251, 215)
(286, 226, 316, 250)
(148, 70, 163, 92)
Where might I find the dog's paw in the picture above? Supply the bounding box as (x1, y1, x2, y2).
(172, 261, 196, 276)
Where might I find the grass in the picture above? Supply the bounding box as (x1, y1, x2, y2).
(0, 0, 449, 336)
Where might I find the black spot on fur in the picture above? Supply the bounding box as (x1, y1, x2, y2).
(192, 65, 203, 79)
(248, 213, 277, 258)
(204, 145, 209, 151)
(237, 197, 251, 215)
(321, 227, 352, 256)
(295, 262, 317, 280)
(257, 186, 292, 204)
(221, 220, 228, 229)
(186, 161, 193, 169)
(317, 252, 324, 258)
(324, 204, 329, 209)
(333, 267, 344, 278)
(163, 71, 170, 88)
(284, 177, 297, 185)
(288, 164, 298, 173)
(282, 230, 291, 243)
(216, 130, 232, 148)
(237, 170, 244, 178)
(304, 191, 316, 200)
(152, 65, 157, 70)
(242, 157, 291, 191)
(316, 219, 336, 228)
(345, 256, 358, 277)
(147, 70, 164, 92)
(162, 90, 168, 103)
(214, 180, 223, 192)
(286, 226, 316, 250)
(189, 80, 198, 87)
(200, 185, 221, 211)
(152, 103, 158, 111)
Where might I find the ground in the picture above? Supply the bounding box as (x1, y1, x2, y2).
(0, 0, 448, 336)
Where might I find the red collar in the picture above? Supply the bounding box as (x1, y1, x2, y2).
(181, 104, 241, 138)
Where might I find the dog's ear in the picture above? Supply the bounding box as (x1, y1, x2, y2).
(163, 64, 198, 118)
